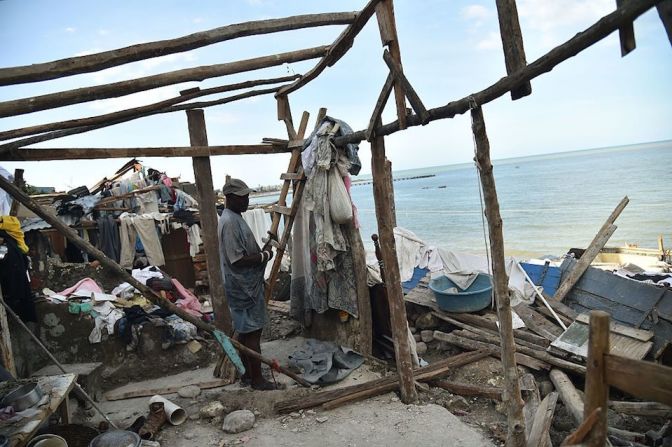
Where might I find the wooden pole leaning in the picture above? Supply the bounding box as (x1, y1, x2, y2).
(494, 0, 532, 100)
(370, 125, 417, 404)
(0, 175, 311, 388)
(186, 108, 232, 335)
(471, 105, 526, 447)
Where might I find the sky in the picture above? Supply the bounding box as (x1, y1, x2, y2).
(0, 0, 670, 191)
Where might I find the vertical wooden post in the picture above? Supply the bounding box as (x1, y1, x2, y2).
(385, 159, 396, 228)
(471, 106, 526, 447)
(375, 0, 407, 129)
(9, 168, 24, 216)
(585, 310, 610, 446)
(616, 0, 637, 56)
(186, 109, 232, 335)
(371, 127, 417, 404)
(0, 286, 17, 376)
(495, 0, 532, 100)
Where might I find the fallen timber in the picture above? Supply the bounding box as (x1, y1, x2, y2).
(0, 174, 311, 388)
(274, 349, 490, 414)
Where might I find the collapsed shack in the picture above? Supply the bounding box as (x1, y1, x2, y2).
(0, 0, 671, 446)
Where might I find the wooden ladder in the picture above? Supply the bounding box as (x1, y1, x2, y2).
(264, 99, 327, 301)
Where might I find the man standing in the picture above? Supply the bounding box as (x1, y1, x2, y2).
(217, 178, 277, 390)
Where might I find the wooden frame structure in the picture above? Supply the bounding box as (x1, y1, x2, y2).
(0, 1, 670, 444)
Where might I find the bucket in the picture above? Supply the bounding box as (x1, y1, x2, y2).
(26, 434, 68, 447)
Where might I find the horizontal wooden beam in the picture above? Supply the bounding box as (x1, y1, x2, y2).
(0, 45, 329, 118)
(0, 87, 284, 153)
(0, 13, 356, 86)
(0, 75, 300, 142)
(277, 0, 381, 96)
(335, 0, 659, 146)
(0, 144, 290, 161)
(605, 353, 672, 405)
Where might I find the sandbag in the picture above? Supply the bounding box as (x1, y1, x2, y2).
(328, 166, 353, 224)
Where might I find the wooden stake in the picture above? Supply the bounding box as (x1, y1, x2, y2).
(471, 105, 526, 447)
(554, 196, 628, 302)
(366, 73, 394, 141)
(186, 109, 232, 335)
(0, 287, 16, 377)
(9, 169, 24, 216)
(332, 0, 660, 147)
(382, 50, 430, 124)
(0, 13, 356, 86)
(0, 174, 311, 387)
(495, 0, 532, 100)
(584, 311, 610, 446)
(617, 0, 637, 56)
(1, 87, 286, 153)
(375, 0, 407, 129)
(0, 76, 300, 142)
(1, 144, 290, 162)
(370, 129, 417, 404)
(658, 0, 672, 46)
(0, 46, 329, 118)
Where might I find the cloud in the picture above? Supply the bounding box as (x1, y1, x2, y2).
(74, 48, 104, 57)
(87, 86, 179, 114)
(461, 4, 491, 21)
(476, 32, 501, 50)
(98, 29, 110, 36)
(192, 17, 204, 24)
(65, 27, 76, 33)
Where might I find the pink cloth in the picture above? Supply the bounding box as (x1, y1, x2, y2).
(343, 175, 360, 229)
(172, 278, 202, 316)
(59, 278, 103, 296)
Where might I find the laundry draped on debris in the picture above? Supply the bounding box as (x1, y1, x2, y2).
(289, 338, 364, 384)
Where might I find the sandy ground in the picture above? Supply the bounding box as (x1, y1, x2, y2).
(88, 337, 494, 447)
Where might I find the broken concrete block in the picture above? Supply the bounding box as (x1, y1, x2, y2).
(222, 409, 255, 434)
(200, 401, 225, 419)
(415, 312, 438, 330)
(420, 330, 434, 343)
(415, 342, 427, 355)
(178, 385, 201, 398)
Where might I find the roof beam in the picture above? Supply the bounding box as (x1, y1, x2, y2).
(0, 46, 329, 118)
(0, 13, 356, 86)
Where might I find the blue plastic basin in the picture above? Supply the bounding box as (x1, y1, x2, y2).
(429, 273, 493, 313)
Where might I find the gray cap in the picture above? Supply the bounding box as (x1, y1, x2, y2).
(222, 178, 255, 196)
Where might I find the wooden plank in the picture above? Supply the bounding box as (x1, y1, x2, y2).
(296, 111, 310, 140)
(584, 311, 610, 446)
(270, 205, 293, 216)
(276, 95, 297, 140)
(561, 407, 602, 446)
(331, 0, 660, 147)
(605, 353, 672, 405)
(366, 73, 394, 141)
(555, 196, 628, 302)
(2, 144, 290, 162)
(552, 320, 653, 360)
(471, 105, 526, 446)
(0, 287, 16, 377)
(104, 379, 232, 401)
(549, 369, 585, 425)
(187, 109, 232, 335)
(431, 380, 503, 401)
(576, 313, 653, 341)
(277, 0, 381, 96)
(0, 175, 313, 388)
(495, 0, 532, 99)
(434, 331, 551, 371)
(0, 13, 356, 86)
(1, 86, 285, 152)
(371, 131, 416, 404)
(382, 50, 430, 124)
(0, 76, 300, 142)
(375, 0, 407, 130)
(0, 45, 329, 118)
(609, 401, 672, 417)
(345, 219, 374, 356)
(658, 0, 672, 46)
(617, 0, 637, 56)
(527, 392, 558, 447)
(279, 172, 304, 180)
(513, 303, 563, 341)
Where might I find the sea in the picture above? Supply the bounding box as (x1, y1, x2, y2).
(254, 140, 672, 259)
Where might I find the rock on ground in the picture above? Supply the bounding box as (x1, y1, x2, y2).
(199, 401, 225, 419)
(177, 385, 201, 398)
(222, 409, 256, 434)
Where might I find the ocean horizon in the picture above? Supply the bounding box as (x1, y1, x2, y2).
(253, 139, 671, 259)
